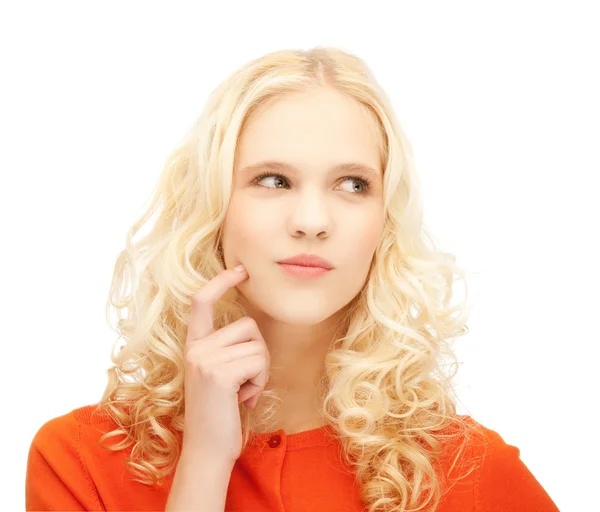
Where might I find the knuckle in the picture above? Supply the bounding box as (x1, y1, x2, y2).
(258, 352, 269, 367)
(194, 361, 220, 382)
(199, 364, 218, 380)
(248, 340, 264, 356)
(240, 315, 258, 330)
(184, 352, 203, 371)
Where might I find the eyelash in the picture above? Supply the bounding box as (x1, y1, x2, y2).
(252, 172, 373, 195)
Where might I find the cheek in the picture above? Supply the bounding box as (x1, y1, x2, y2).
(346, 213, 383, 256)
(224, 198, 278, 250)
(338, 215, 383, 296)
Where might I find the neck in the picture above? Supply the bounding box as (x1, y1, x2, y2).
(236, 297, 351, 434)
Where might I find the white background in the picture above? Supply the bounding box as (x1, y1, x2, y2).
(3, 1, 598, 510)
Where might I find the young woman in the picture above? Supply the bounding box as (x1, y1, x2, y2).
(26, 47, 559, 512)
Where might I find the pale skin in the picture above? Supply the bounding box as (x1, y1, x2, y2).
(219, 86, 385, 434)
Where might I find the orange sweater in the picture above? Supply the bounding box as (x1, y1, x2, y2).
(26, 404, 560, 511)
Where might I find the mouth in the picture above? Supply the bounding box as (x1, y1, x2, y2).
(277, 262, 332, 278)
(276, 253, 334, 270)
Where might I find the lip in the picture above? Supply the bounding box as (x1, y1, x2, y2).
(276, 253, 334, 270)
(277, 263, 331, 278)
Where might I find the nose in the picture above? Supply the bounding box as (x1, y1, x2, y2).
(287, 191, 331, 239)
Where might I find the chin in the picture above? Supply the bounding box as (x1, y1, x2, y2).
(260, 303, 338, 326)
(239, 280, 347, 325)
(279, 311, 332, 326)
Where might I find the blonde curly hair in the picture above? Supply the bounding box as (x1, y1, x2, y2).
(93, 46, 485, 512)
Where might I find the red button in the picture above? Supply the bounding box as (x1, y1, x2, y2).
(268, 434, 281, 447)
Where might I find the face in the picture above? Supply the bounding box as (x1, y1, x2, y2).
(220, 86, 385, 326)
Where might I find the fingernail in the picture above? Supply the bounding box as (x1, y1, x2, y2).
(234, 264, 246, 273)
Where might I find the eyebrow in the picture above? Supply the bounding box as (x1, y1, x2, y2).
(239, 160, 381, 178)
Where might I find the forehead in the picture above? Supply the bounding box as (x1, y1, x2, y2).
(235, 88, 383, 173)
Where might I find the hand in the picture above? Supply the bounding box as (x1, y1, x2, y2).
(181, 265, 271, 465)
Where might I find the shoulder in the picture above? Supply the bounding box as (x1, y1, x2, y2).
(30, 403, 118, 448)
(26, 403, 115, 511)
(456, 415, 560, 511)
(459, 414, 528, 474)
(30, 402, 141, 468)
(34, 402, 112, 429)
(28, 402, 121, 466)
(450, 414, 519, 459)
(434, 413, 529, 462)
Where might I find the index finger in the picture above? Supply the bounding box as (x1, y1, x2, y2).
(186, 266, 248, 344)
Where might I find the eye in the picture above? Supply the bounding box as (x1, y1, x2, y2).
(253, 172, 372, 195)
(338, 176, 371, 194)
(255, 172, 288, 189)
